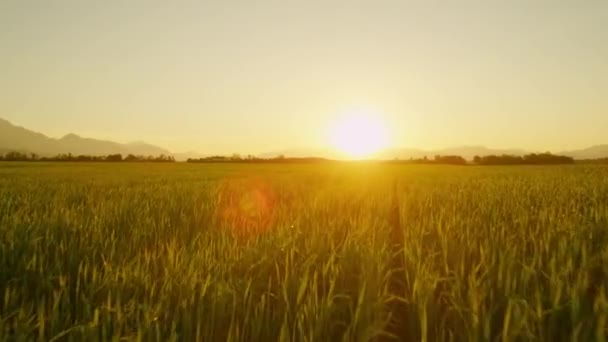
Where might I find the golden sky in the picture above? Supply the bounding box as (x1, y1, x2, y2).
(1, 1, 606, 154)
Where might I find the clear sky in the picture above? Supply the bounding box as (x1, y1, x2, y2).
(1, 0, 606, 154)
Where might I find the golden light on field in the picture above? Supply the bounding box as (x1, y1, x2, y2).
(328, 110, 390, 159)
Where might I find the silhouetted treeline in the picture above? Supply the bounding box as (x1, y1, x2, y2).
(0, 152, 175, 163)
(389, 155, 467, 165)
(387, 153, 579, 165)
(576, 158, 608, 164)
(473, 153, 574, 165)
(1, 151, 602, 165)
(187, 154, 331, 163)
(187, 153, 582, 165)
(434, 155, 467, 165)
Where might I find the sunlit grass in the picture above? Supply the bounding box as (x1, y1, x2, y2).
(0, 163, 607, 341)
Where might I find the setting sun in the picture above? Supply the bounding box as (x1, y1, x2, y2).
(3, 1, 608, 340)
(328, 111, 390, 159)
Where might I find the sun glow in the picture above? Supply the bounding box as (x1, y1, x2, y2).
(328, 110, 390, 159)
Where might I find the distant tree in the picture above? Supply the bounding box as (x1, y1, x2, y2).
(523, 153, 573, 165)
(52, 153, 76, 162)
(125, 154, 139, 162)
(191, 155, 229, 162)
(476, 154, 523, 165)
(474, 153, 573, 165)
(76, 155, 92, 161)
(580, 158, 608, 164)
(106, 154, 123, 162)
(5, 151, 29, 161)
(434, 155, 467, 165)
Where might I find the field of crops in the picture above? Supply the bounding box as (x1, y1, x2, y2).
(1, 162, 607, 341)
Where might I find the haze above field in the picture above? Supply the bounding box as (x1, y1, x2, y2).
(1, 1, 607, 156)
(2, 118, 608, 160)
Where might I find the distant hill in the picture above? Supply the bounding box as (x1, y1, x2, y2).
(0, 118, 170, 157)
(561, 145, 608, 160)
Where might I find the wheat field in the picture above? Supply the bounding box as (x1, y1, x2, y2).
(1, 163, 607, 341)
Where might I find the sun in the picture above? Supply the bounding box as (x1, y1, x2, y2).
(328, 110, 390, 159)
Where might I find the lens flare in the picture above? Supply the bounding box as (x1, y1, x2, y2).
(217, 176, 276, 240)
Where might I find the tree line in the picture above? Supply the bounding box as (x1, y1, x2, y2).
(390, 153, 576, 165)
(2, 151, 603, 165)
(189, 153, 577, 165)
(576, 158, 608, 164)
(390, 155, 468, 165)
(472, 153, 574, 165)
(0, 151, 175, 162)
(187, 154, 330, 163)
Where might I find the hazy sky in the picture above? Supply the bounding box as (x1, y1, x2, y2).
(1, 1, 606, 154)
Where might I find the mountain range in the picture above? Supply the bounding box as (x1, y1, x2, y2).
(1, 118, 607, 160)
(0, 118, 170, 157)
